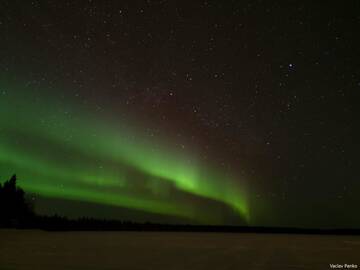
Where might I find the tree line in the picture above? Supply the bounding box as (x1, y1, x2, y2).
(1, 174, 359, 234)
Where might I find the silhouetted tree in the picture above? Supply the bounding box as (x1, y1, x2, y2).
(0, 174, 34, 227)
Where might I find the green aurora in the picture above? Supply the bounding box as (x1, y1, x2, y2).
(0, 83, 249, 224)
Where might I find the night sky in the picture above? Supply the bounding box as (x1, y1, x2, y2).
(0, 1, 359, 228)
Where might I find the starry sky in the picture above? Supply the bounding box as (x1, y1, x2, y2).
(0, 0, 359, 228)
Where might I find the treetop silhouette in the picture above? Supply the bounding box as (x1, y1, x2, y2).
(0, 174, 34, 227)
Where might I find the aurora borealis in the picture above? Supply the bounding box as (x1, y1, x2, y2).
(0, 1, 359, 228)
(0, 85, 249, 224)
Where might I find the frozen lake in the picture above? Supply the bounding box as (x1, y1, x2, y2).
(0, 230, 359, 269)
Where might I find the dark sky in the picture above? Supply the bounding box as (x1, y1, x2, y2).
(0, 0, 359, 228)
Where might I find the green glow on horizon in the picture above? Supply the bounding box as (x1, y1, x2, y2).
(0, 83, 250, 224)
